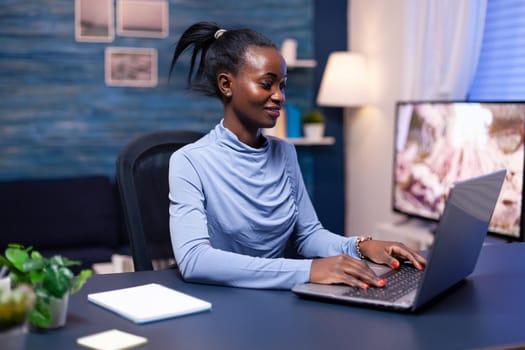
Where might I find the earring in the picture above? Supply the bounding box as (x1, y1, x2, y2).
(225, 91, 232, 97)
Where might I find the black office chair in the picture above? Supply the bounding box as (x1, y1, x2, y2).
(116, 130, 205, 271)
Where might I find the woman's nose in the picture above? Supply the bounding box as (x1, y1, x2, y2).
(272, 88, 285, 103)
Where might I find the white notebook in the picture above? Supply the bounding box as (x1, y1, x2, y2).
(88, 283, 212, 324)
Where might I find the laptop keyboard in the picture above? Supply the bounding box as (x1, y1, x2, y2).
(343, 264, 423, 302)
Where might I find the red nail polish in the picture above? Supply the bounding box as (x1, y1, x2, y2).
(392, 261, 400, 269)
(378, 279, 386, 287)
(363, 283, 369, 289)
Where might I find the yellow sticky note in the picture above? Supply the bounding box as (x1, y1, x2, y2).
(77, 329, 147, 350)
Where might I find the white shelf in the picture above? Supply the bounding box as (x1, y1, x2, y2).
(287, 136, 335, 145)
(287, 59, 317, 69)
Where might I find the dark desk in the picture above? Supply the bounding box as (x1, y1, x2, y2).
(11, 243, 525, 350)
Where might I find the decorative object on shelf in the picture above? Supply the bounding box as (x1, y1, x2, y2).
(0, 244, 92, 330)
(280, 38, 317, 69)
(285, 104, 302, 138)
(301, 109, 326, 139)
(317, 51, 369, 107)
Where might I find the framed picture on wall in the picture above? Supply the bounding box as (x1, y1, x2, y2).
(75, 0, 114, 42)
(105, 47, 158, 88)
(117, 0, 169, 38)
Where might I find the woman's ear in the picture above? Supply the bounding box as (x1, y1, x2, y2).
(217, 72, 233, 98)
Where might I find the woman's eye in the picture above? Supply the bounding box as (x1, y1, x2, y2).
(260, 82, 272, 90)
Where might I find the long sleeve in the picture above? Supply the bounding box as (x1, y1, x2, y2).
(289, 154, 361, 260)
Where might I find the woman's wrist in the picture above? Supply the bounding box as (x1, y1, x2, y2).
(356, 235, 373, 259)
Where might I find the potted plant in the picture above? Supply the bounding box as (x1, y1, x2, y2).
(0, 282, 35, 335)
(0, 243, 92, 329)
(301, 109, 326, 139)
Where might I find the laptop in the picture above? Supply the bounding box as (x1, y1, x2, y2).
(292, 169, 507, 312)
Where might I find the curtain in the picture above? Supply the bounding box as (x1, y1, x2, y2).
(468, 0, 525, 100)
(401, 0, 487, 100)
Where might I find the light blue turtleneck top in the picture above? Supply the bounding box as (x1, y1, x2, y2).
(169, 121, 360, 289)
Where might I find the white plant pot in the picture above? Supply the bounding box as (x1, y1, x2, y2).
(29, 293, 69, 332)
(46, 293, 69, 329)
(303, 123, 325, 139)
(0, 277, 10, 292)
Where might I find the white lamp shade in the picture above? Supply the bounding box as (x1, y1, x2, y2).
(316, 52, 368, 107)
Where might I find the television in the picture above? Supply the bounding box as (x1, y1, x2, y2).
(392, 101, 525, 241)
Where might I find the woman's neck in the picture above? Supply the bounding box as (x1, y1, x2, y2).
(223, 118, 264, 148)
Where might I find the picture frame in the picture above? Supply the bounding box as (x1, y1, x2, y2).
(105, 47, 158, 88)
(75, 0, 114, 42)
(117, 0, 169, 38)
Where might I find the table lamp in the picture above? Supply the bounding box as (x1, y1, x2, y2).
(317, 51, 368, 107)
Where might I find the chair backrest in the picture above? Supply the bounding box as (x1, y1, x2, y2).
(116, 130, 205, 271)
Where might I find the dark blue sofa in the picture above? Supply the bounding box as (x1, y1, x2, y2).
(0, 175, 129, 272)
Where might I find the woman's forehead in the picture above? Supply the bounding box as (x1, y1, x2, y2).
(240, 46, 286, 76)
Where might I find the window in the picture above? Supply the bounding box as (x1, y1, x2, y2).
(468, 0, 525, 100)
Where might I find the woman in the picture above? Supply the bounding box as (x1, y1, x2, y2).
(168, 21, 426, 290)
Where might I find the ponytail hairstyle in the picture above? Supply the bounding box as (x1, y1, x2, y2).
(169, 21, 277, 99)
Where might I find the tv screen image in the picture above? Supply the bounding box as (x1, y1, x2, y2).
(393, 101, 525, 240)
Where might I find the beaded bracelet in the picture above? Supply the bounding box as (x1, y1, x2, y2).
(356, 235, 373, 259)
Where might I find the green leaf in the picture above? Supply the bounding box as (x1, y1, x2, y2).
(9, 271, 30, 284)
(30, 250, 42, 260)
(301, 109, 325, 123)
(23, 258, 45, 273)
(29, 269, 46, 285)
(70, 269, 93, 295)
(28, 300, 51, 328)
(34, 286, 51, 303)
(49, 255, 80, 267)
(5, 247, 29, 271)
(6, 243, 30, 252)
(0, 255, 17, 271)
(43, 265, 72, 298)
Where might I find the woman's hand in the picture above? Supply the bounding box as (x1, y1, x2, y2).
(359, 239, 427, 271)
(309, 240, 427, 289)
(310, 255, 386, 289)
